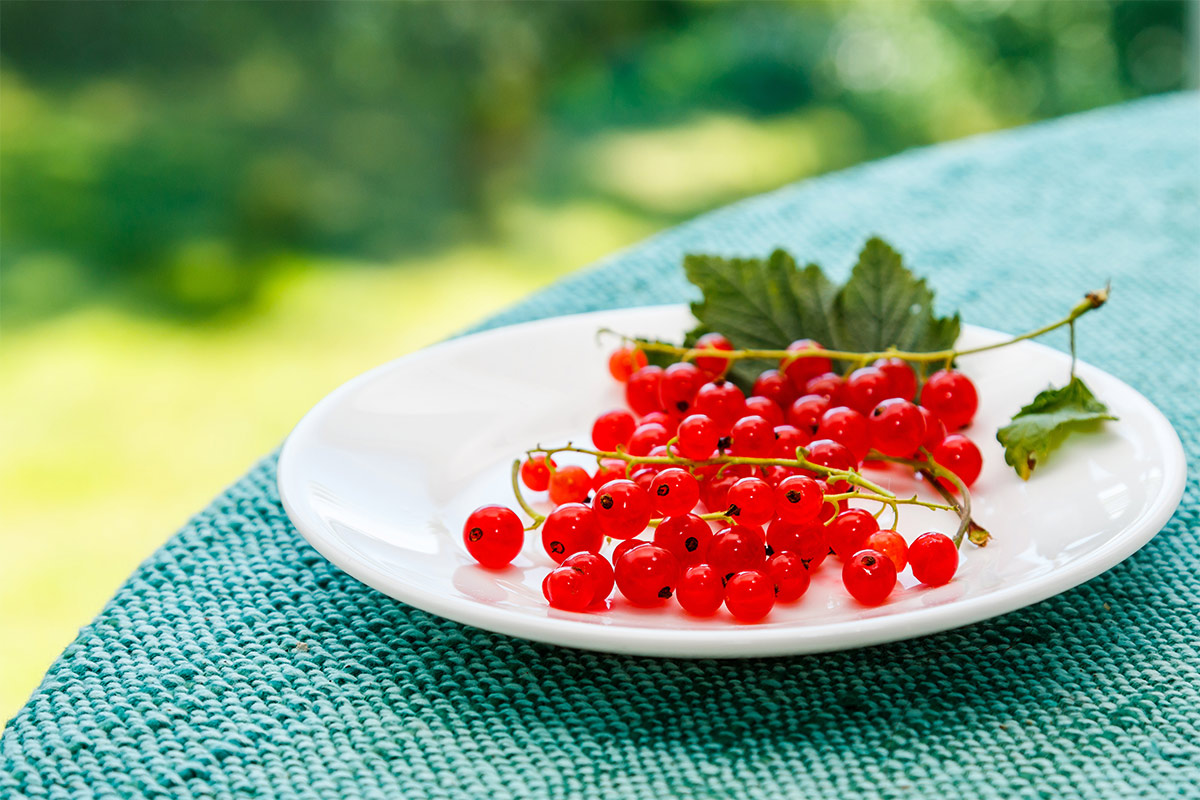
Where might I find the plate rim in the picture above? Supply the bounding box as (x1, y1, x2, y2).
(278, 304, 1188, 657)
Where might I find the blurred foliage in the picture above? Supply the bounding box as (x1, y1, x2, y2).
(0, 0, 1189, 326)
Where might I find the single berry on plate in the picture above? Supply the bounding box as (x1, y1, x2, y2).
(561, 551, 614, 605)
(845, 366, 894, 416)
(920, 369, 978, 430)
(842, 548, 897, 605)
(931, 433, 983, 490)
(543, 566, 596, 611)
(752, 369, 795, 409)
(909, 531, 958, 586)
(592, 479, 652, 539)
(773, 475, 823, 524)
(463, 505, 524, 568)
(827, 508, 880, 559)
(591, 409, 637, 452)
(694, 332, 734, 377)
(918, 406, 947, 450)
(653, 513, 714, 565)
(767, 519, 829, 569)
(767, 551, 811, 602)
(649, 468, 701, 517)
(708, 524, 767, 576)
(611, 538, 651, 564)
(627, 422, 670, 456)
(787, 394, 832, 437)
(728, 415, 774, 458)
(725, 476, 775, 525)
(676, 564, 725, 616)
(614, 544, 680, 606)
(869, 398, 925, 457)
(782, 339, 832, 392)
(608, 347, 647, 383)
(724, 570, 776, 622)
(804, 372, 847, 405)
(541, 503, 603, 563)
(772, 424, 809, 460)
(520, 455, 556, 492)
(548, 465, 592, 505)
(625, 365, 665, 416)
(744, 395, 784, 426)
(865, 529, 908, 571)
(676, 413, 720, 460)
(658, 362, 706, 416)
(872, 357, 918, 402)
(693, 379, 747, 433)
(815, 406, 871, 463)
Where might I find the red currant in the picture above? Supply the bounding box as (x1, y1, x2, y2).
(548, 465, 591, 505)
(767, 551, 811, 602)
(845, 366, 894, 416)
(630, 467, 656, 493)
(752, 369, 795, 409)
(931, 433, 983, 490)
(804, 438, 857, 491)
(787, 394, 831, 437)
(827, 508, 880, 559)
(816, 479, 842, 522)
(614, 544, 679, 605)
(729, 414, 774, 458)
(909, 531, 958, 586)
(658, 362, 706, 416)
(652, 513, 713, 564)
(864, 529, 907, 571)
(694, 332, 734, 377)
(520, 455, 556, 492)
(625, 365, 665, 416)
(676, 413, 719, 460)
(708, 524, 767, 577)
(608, 347, 647, 382)
(815, 406, 870, 463)
(744, 396, 783, 427)
(649, 468, 700, 516)
(676, 564, 724, 615)
(773, 474, 822, 524)
(764, 465, 800, 487)
(592, 459, 627, 491)
(869, 398, 924, 457)
(772, 424, 808, 460)
(542, 566, 596, 611)
(627, 422, 670, 456)
(842, 549, 897, 605)
(463, 505, 524, 568)
(699, 471, 737, 513)
(639, 410, 677, 434)
(591, 409, 637, 452)
(693, 379, 747, 433)
(782, 340, 832, 392)
(873, 357, 918, 401)
(920, 369, 978, 431)
(918, 405, 946, 450)
(541, 503, 603, 563)
(592, 479, 652, 539)
(724, 476, 774, 525)
(804, 372, 847, 405)
(611, 538, 650, 564)
(724, 570, 776, 622)
(561, 551, 615, 605)
(766, 519, 829, 568)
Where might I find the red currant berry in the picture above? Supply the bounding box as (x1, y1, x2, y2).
(591, 409, 637, 452)
(541, 503, 603, 563)
(804, 438, 857, 490)
(918, 405, 946, 450)
(639, 410, 677, 434)
(773, 475, 822, 524)
(708, 524, 767, 577)
(693, 379, 747, 432)
(625, 365, 665, 416)
(627, 422, 670, 456)
(614, 544, 680, 605)
(676, 564, 724, 616)
(865, 529, 908, 572)
(653, 513, 713, 564)
(827, 508, 880, 559)
(724, 476, 774, 525)
(869, 398, 925, 458)
(804, 372, 847, 405)
(592, 479, 652, 539)
(548, 465, 591, 505)
(729, 414, 774, 458)
(909, 532, 958, 586)
(787, 394, 832, 437)
(767, 519, 829, 569)
(920, 369, 978, 431)
(699, 472, 737, 513)
(658, 362, 706, 416)
(873, 357, 917, 401)
(724, 570, 776, 622)
(815, 406, 871, 463)
(767, 551, 811, 602)
(842, 548, 897, 605)
(816, 479, 842, 522)
(630, 467, 656, 493)
(543, 566, 597, 611)
(845, 366, 894, 416)
(764, 465, 800, 487)
(463, 505, 524, 568)
(649, 468, 700, 517)
(608, 347, 647, 382)
(694, 332, 734, 377)
(772, 424, 809, 460)
(611, 538, 650, 564)
(782, 340, 832, 392)
(676, 413, 719, 460)
(561, 551, 615, 605)
(592, 458, 627, 491)
(752, 369, 796, 409)
(931, 433, 983, 490)
(520, 455, 556, 492)
(744, 396, 783, 426)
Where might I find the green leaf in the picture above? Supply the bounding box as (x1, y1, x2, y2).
(996, 376, 1117, 479)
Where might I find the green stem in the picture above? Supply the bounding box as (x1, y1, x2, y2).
(510, 459, 546, 530)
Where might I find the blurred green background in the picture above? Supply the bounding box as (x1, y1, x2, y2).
(1, 0, 1193, 722)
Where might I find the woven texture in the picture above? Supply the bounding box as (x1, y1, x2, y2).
(4, 94, 1199, 800)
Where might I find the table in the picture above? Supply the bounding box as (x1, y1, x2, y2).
(4, 93, 1198, 800)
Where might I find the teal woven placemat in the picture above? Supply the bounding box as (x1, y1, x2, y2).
(4, 94, 1199, 800)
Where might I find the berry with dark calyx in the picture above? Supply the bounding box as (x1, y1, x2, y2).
(541, 503, 603, 563)
(909, 532, 959, 586)
(782, 339, 832, 392)
(640, 410, 678, 434)
(650, 468, 701, 517)
(752, 369, 795, 409)
(592, 479, 652, 539)
(463, 506, 524, 568)
(694, 332, 734, 377)
(725, 476, 775, 525)
(873, 357, 918, 402)
(614, 544, 680, 605)
(676, 413, 720, 460)
(767, 551, 811, 602)
(845, 366, 894, 416)
(543, 566, 597, 611)
(920, 369, 978, 431)
(591, 409, 637, 452)
(724, 570, 776, 622)
(931, 433, 983, 490)
(787, 394, 832, 437)
(729, 414, 774, 458)
(627, 422, 670, 456)
(865, 529, 908, 572)
(815, 406, 871, 463)
(520, 455, 556, 492)
(676, 564, 725, 616)
(773, 475, 823, 524)
(804, 438, 858, 491)
(608, 347, 647, 383)
(561, 551, 615, 605)
(772, 424, 809, 460)
(653, 513, 714, 565)
(592, 458, 627, 491)
(693, 379, 747, 433)
(767, 519, 829, 569)
(625, 365, 665, 416)
(708, 524, 767, 576)
(630, 468, 656, 494)
(842, 549, 897, 605)
(548, 465, 592, 505)
(744, 395, 784, 426)
(918, 406, 946, 450)
(611, 538, 651, 564)
(869, 398, 925, 457)
(827, 508, 880, 559)
(658, 362, 706, 416)
(804, 372, 847, 405)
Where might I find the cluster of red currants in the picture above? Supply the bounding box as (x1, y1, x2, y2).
(462, 333, 980, 622)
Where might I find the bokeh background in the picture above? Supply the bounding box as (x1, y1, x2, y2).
(1, 0, 1194, 722)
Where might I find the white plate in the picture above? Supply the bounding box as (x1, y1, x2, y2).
(278, 305, 1186, 657)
